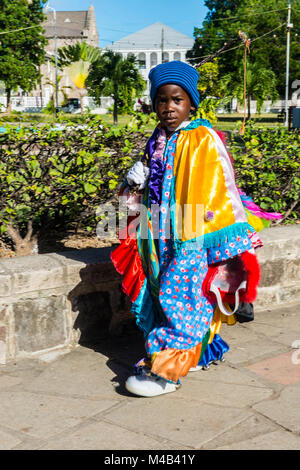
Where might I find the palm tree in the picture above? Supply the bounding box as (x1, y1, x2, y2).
(222, 60, 279, 119)
(86, 51, 146, 124)
(56, 41, 101, 113)
(45, 74, 72, 112)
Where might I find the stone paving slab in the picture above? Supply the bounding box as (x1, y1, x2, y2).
(203, 414, 279, 450)
(222, 336, 287, 366)
(182, 374, 273, 408)
(24, 347, 130, 400)
(0, 429, 22, 450)
(253, 384, 300, 433)
(0, 373, 22, 389)
(0, 390, 118, 441)
(216, 430, 300, 450)
(247, 351, 300, 385)
(104, 396, 253, 449)
(0, 302, 299, 450)
(220, 302, 300, 366)
(37, 420, 187, 451)
(243, 304, 300, 348)
(186, 360, 267, 387)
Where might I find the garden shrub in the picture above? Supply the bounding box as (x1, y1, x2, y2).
(0, 115, 150, 254)
(0, 116, 298, 256)
(228, 124, 300, 223)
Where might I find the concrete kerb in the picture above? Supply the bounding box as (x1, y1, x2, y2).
(0, 225, 299, 365)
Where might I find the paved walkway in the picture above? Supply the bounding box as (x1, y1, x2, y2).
(0, 301, 300, 451)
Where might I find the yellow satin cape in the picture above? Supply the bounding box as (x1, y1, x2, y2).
(171, 126, 250, 246)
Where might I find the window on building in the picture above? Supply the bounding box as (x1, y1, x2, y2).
(150, 52, 157, 67)
(162, 52, 169, 63)
(138, 52, 146, 69)
(173, 52, 181, 61)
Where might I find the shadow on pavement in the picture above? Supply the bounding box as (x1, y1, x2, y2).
(63, 251, 147, 397)
(75, 317, 146, 397)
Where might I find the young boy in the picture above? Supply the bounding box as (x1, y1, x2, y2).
(111, 61, 261, 397)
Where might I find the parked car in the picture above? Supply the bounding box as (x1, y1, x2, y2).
(60, 98, 81, 114)
(23, 107, 43, 113)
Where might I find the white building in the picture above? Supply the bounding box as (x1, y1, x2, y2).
(106, 22, 194, 103)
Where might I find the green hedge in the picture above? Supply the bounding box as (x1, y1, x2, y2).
(0, 115, 150, 252)
(228, 125, 300, 222)
(0, 112, 101, 124)
(0, 116, 299, 254)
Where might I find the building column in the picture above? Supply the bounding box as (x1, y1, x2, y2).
(145, 52, 151, 70)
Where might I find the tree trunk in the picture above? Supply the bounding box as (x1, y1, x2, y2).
(79, 89, 87, 114)
(6, 221, 38, 256)
(247, 94, 251, 120)
(40, 86, 43, 109)
(113, 86, 118, 125)
(6, 88, 12, 113)
(39, 66, 43, 109)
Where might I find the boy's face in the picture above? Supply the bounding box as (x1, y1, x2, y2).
(155, 84, 195, 132)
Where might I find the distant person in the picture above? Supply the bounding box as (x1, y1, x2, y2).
(134, 100, 142, 112)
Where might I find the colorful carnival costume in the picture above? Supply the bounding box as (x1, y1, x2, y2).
(111, 62, 282, 396)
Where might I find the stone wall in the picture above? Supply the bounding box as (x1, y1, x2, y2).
(0, 226, 299, 365)
(256, 226, 300, 309)
(0, 249, 130, 365)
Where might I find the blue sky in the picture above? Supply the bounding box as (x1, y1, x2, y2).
(45, 0, 208, 48)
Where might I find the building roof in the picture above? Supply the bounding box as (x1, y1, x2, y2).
(43, 10, 89, 38)
(107, 22, 194, 51)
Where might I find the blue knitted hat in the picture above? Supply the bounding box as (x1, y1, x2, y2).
(149, 61, 200, 110)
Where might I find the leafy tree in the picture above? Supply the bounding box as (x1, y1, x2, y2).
(56, 41, 101, 69)
(221, 60, 279, 118)
(55, 41, 101, 113)
(194, 59, 222, 123)
(86, 51, 146, 124)
(187, 0, 300, 99)
(0, 0, 48, 113)
(197, 59, 221, 98)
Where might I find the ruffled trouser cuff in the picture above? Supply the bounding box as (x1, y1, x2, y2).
(198, 334, 229, 366)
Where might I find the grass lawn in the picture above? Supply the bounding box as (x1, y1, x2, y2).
(0, 111, 286, 132)
(97, 112, 286, 131)
(215, 113, 285, 131)
(97, 113, 133, 127)
(96, 112, 286, 132)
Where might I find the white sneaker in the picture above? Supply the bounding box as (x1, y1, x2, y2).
(125, 374, 180, 397)
(189, 357, 225, 372)
(189, 365, 203, 372)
